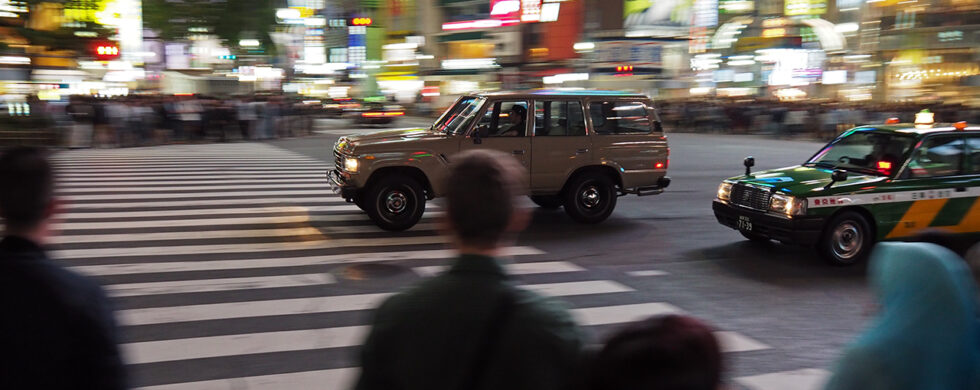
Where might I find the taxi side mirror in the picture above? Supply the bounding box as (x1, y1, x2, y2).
(825, 169, 848, 190)
(743, 156, 755, 176)
(831, 169, 848, 183)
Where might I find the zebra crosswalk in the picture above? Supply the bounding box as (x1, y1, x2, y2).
(47, 142, 826, 390)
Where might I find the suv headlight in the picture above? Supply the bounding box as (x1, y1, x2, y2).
(344, 157, 359, 173)
(770, 193, 807, 216)
(717, 182, 733, 201)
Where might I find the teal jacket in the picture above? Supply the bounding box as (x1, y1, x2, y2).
(354, 254, 584, 390)
(825, 242, 980, 390)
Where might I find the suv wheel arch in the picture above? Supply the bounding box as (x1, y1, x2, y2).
(562, 165, 623, 195)
(365, 166, 435, 200)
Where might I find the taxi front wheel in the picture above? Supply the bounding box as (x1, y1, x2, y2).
(819, 211, 873, 266)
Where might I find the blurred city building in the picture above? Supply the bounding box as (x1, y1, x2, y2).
(0, 0, 976, 118)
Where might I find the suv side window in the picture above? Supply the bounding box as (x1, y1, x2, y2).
(589, 100, 653, 135)
(474, 100, 529, 137)
(968, 135, 980, 175)
(905, 135, 965, 178)
(534, 100, 587, 136)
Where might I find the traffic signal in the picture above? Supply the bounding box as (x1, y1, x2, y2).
(94, 44, 119, 60)
(219, 55, 237, 60)
(616, 65, 634, 72)
(350, 17, 372, 26)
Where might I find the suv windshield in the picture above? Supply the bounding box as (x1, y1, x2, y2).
(432, 96, 485, 135)
(805, 130, 916, 176)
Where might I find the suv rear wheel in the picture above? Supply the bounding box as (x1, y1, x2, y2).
(365, 176, 425, 231)
(563, 173, 617, 223)
(819, 211, 873, 266)
(530, 195, 562, 210)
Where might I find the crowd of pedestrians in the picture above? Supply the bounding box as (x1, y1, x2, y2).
(50, 94, 319, 148)
(659, 99, 980, 139)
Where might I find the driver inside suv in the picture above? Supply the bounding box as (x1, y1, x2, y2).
(496, 105, 527, 137)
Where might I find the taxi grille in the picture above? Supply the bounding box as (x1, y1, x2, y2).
(730, 184, 771, 211)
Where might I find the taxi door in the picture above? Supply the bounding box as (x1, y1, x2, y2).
(879, 133, 979, 239)
(459, 99, 532, 189)
(529, 99, 593, 192)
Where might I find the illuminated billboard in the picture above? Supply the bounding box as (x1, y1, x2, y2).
(624, 0, 692, 27)
(785, 0, 826, 15)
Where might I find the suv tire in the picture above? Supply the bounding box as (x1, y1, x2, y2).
(365, 175, 425, 231)
(563, 173, 617, 224)
(530, 195, 563, 210)
(819, 211, 873, 266)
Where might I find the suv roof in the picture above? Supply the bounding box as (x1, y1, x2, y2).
(474, 89, 648, 98)
(851, 124, 980, 136)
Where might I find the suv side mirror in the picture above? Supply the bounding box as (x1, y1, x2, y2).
(743, 156, 755, 176)
(653, 120, 664, 133)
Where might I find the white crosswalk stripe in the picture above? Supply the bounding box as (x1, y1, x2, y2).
(49, 142, 788, 389)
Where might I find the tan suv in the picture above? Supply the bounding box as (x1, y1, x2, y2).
(328, 90, 671, 231)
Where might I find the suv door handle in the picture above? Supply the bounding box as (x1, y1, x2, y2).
(955, 187, 967, 192)
(512, 150, 525, 155)
(576, 148, 589, 154)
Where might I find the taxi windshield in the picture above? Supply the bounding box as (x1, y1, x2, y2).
(805, 130, 916, 176)
(432, 96, 486, 135)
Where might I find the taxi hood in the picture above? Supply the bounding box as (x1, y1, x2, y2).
(730, 165, 889, 196)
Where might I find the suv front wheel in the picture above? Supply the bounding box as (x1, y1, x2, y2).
(563, 173, 617, 224)
(365, 176, 425, 231)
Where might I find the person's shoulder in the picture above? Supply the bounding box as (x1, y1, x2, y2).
(509, 286, 578, 329)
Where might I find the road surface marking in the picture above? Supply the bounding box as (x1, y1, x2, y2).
(134, 368, 358, 390)
(68, 246, 542, 276)
(626, 270, 670, 277)
(52, 235, 451, 259)
(105, 274, 338, 297)
(735, 368, 831, 390)
(414, 261, 584, 277)
(118, 280, 633, 326)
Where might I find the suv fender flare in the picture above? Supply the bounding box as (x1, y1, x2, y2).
(562, 165, 623, 195)
(365, 166, 435, 200)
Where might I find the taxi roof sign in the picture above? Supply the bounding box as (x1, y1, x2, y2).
(885, 117, 900, 124)
(914, 109, 934, 129)
(954, 121, 968, 131)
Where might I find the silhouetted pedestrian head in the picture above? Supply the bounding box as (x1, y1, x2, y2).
(0, 147, 54, 233)
(444, 149, 528, 251)
(589, 314, 723, 390)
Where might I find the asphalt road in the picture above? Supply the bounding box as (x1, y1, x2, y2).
(49, 117, 872, 390)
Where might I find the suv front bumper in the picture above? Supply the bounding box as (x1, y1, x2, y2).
(712, 200, 824, 246)
(326, 169, 358, 199)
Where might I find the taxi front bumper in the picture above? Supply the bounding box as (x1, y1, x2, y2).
(712, 200, 825, 246)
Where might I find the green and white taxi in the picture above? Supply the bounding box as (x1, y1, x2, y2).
(713, 117, 980, 265)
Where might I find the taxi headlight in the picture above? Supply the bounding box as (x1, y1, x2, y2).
(770, 193, 806, 216)
(717, 182, 733, 201)
(344, 157, 359, 173)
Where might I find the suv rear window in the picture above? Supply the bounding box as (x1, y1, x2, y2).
(589, 101, 653, 135)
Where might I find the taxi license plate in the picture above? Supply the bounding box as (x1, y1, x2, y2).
(738, 216, 753, 231)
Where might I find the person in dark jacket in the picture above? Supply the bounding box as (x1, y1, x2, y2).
(0, 147, 126, 389)
(354, 149, 583, 390)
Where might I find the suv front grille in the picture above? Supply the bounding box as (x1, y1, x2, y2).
(730, 184, 771, 211)
(334, 150, 343, 171)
